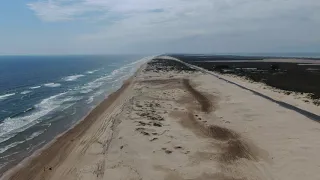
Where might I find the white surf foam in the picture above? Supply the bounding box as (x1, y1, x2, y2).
(127, 57, 150, 66)
(0, 130, 45, 154)
(29, 86, 41, 89)
(93, 90, 104, 97)
(109, 56, 151, 78)
(86, 69, 99, 74)
(61, 103, 76, 111)
(64, 96, 83, 102)
(0, 92, 67, 144)
(20, 91, 32, 95)
(78, 76, 111, 94)
(80, 89, 93, 94)
(44, 83, 61, 88)
(81, 56, 152, 102)
(0, 136, 15, 146)
(92, 75, 113, 83)
(26, 140, 46, 152)
(63, 74, 85, 81)
(86, 97, 94, 104)
(0, 93, 15, 101)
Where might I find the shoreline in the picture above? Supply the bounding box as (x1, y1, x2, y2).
(1, 72, 137, 180)
(0, 57, 150, 179)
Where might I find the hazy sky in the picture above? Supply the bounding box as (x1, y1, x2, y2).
(0, 0, 319, 55)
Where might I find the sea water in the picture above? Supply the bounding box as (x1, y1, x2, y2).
(0, 55, 150, 174)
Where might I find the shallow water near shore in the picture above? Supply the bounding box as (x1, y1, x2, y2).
(0, 55, 148, 174)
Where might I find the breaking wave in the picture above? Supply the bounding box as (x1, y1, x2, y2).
(62, 74, 85, 82)
(86, 69, 99, 74)
(0, 130, 45, 154)
(29, 86, 41, 89)
(20, 91, 32, 95)
(0, 93, 15, 101)
(0, 93, 67, 144)
(44, 83, 61, 88)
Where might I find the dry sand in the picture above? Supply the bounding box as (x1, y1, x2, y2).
(3, 59, 320, 180)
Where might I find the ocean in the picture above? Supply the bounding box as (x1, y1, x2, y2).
(0, 55, 149, 173)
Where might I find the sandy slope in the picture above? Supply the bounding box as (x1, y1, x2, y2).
(4, 59, 320, 180)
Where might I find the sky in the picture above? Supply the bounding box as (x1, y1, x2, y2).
(0, 0, 320, 55)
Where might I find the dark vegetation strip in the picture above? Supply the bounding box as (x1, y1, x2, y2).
(192, 61, 320, 102)
(182, 79, 212, 113)
(181, 112, 257, 163)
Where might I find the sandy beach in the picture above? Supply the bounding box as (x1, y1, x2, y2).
(3, 57, 320, 180)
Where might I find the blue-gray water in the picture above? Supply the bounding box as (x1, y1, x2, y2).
(0, 55, 148, 173)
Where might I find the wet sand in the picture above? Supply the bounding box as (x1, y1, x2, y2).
(3, 57, 320, 180)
